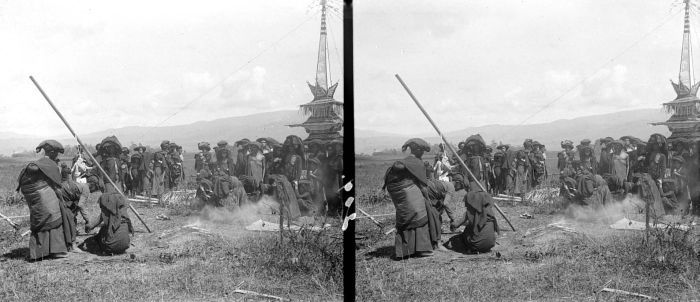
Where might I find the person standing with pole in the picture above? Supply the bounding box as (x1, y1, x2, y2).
(29, 76, 152, 233)
(395, 74, 516, 232)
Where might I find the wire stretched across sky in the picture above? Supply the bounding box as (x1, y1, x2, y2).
(152, 13, 319, 128)
(517, 9, 682, 125)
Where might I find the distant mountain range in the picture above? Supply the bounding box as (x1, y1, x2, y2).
(0, 110, 309, 155)
(0, 108, 675, 156)
(354, 108, 673, 154)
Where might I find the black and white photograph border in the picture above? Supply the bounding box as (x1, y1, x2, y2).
(0, 1, 350, 301)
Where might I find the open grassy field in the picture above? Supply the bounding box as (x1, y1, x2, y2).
(0, 156, 343, 301)
(355, 154, 700, 301)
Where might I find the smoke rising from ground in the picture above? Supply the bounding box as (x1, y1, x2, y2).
(188, 195, 281, 228)
(563, 194, 645, 225)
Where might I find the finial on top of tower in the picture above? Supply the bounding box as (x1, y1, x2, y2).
(671, 0, 700, 98)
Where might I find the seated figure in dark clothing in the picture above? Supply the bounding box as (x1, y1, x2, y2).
(448, 181, 499, 254)
(80, 183, 133, 255)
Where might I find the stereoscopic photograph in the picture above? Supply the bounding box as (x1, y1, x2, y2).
(2, 0, 700, 301)
(0, 1, 346, 301)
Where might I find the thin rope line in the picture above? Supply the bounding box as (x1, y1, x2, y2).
(518, 10, 681, 125)
(327, 13, 344, 86)
(152, 13, 318, 128)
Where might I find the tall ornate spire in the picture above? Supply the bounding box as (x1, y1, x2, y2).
(653, 0, 700, 141)
(315, 0, 330, 91)
(673, 0, 700, 97)
(308, 0, 338, 101)
(289, 0, 343, 142)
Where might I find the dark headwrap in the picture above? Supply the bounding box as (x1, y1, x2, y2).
(35, 139, 65, 154)
(401, 138, 431, 153)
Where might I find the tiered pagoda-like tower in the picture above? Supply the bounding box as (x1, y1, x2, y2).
(289, 0, 344, 143)
(653, 0, 700, 141)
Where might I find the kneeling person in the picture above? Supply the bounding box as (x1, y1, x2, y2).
(450, 181, 499, 253)
(81, 183, 133, 255)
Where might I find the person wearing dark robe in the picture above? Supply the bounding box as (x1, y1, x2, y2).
(282, 135, 306, 186)
(531, 141, 547, 187)
(449, 181, 499, 254)
(98, 136, 123, 190)
(58, 164, 91, 232)
(522, 139, 536, 189)
(502, 144, 516, 194)
(195, 142, 213, 176)
(256, 137, 278, 183)
(620, 136, 639, 180)
(323, 139, 343, 217)
(233, 139, 251, 178)
(81, 183, 133, 255)
(579, 144, 598, 175)
(384, 138, 441, 258)
(576, 139, 591, 160)
(92, 143, 103, 168)
(130, 145, 146, 196)
(17, 140, 76, 260)
(633, 142, 648, 174)
(598, 137, 614, 175)
(687, 141, 700, 216)
(303, 157, 326, 215)
(244, 142, 266, 197)
(558, 140, 575, 173)
(167, 143, 184, 189)
(195, 169, 215, 206)
(631, 172, 666, 217)
(150, 140, 170, 197)
(511, 149, 530, 196)
(461, 135, 487, 186)
(574, 165, 611, 208)
(483, 146, 495, 193)
(646, 134, 668, 184)
(213, 140, 236, 177)
(267, 143, 285, 176)
(119, 147, 132, 196)
(560, 164, 579, 204)
(492, 145, 507, 195)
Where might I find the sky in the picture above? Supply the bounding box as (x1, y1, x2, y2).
(2, 1, 697, 139)
(354, 0, 695, 136)
(0, 0, 343, 137)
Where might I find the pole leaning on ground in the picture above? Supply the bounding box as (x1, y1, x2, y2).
(395, 74, 516, 232)
(29, 76, 152, 233)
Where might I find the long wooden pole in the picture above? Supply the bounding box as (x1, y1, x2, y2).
(29, 76, 152, 233)
(395, 74, 516, 232)
(0, 211, 20, 230)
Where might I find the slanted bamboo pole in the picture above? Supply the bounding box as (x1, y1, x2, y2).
(395, 74, 516, 232)
(29, 76, 152, 233)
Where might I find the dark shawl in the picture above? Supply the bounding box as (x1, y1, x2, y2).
(463, 185, 499, 237)
(98, 190, 133, 238)
(16, 157, 62, 190)
(400, 155, 428, 186)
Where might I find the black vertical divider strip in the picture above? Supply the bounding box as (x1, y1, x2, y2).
(342, 0, 356, 301)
